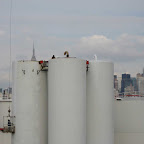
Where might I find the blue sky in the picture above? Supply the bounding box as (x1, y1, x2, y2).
(0, 0, 144, 88)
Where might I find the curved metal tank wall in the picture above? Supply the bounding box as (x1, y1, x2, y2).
(12, 61, 48, 144)
(48, 58, 86, 144)
(86, 61, 114, 144)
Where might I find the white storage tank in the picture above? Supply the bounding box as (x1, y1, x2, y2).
(48, 58, 86, 144)
(86, 60, 114, 144)
(12, 61, 48, 144)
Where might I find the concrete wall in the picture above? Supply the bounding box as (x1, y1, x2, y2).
(114, 133, 144, 144)
(0, 132, 11, 144)
(114, 100, 144, 144)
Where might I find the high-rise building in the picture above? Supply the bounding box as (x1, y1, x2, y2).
(114, 75, 118, 91)
(121, 73, 132, 93)
(137, 77, 144, 95)
(131, 77, 138, 91)
(117, 77, 122, 92)
(31, 42, 36, 61)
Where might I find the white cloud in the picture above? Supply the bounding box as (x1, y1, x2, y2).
(71, 34, 144, 62)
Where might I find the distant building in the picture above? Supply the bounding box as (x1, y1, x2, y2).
(117, 77, 122, 92)
(31, 42, 36, 61)
(0, 88, 2, 93)
(114, 89, 119, 97)
(0, 92, 2, 99)
(121, 73, 132, 93)
(2, 88, 12, 99)
(4, 88, 8, 94)
(137, 73, 143, 78)
(114, 75, 118, 91)
(124, 84, 134, 95)
(131, 77, 138, 91)
(143, 68, 144, 77)
(137, 77, 144, 95)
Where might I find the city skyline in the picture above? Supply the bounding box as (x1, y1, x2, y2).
(114, 69, 144, 97)
(0, 0, 144, 88)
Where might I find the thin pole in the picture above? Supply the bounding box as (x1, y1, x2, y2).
(9, 0, 12, 89)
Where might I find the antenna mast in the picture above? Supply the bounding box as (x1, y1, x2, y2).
(9, 0, 13, 89)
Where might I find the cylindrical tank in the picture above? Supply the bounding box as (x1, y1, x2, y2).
(48, 58, 86, 144)
(12, 61, 48, 144)
(86, 60, 114, 144)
